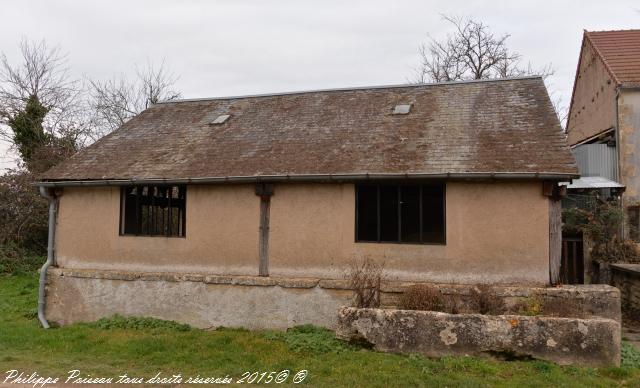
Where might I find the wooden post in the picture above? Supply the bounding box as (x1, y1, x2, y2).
(255, 184, 274, 277)
(549, 198, 562, 285)
(544, 181, 565, 285)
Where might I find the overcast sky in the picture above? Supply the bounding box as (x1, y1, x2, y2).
(1, 0, 638, 172)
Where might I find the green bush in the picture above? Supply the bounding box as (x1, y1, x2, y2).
(621, 341, 640, 368)
(0, 243, 44, 275)
(87, 314, 192, 331)
(563, 199, 640, 264)
(264, 324, 355, 354)
(0, 171, 49, 252)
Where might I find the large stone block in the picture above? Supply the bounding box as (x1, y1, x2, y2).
(336, 307, 620, 367)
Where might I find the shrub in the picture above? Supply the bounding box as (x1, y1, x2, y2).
(469, 285, 505, 315)
(563, 199, 640, 264)
(591, 238, 640, 264)
(622, 341, 640, 368)
(0, 242, 44, 275)
(513, 295, 544, 316)
(399, 284, 444, 311)
(87, 314, 191, 331)
(347, 258, 385, 308)
(266, 324, 355, 354)
(0, 170, 48, 252)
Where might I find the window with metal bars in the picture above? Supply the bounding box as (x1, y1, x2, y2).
(355, 183, 445, 244)
(120, 185, 186, 237)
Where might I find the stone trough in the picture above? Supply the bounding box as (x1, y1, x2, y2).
(336, 307, 621, 367)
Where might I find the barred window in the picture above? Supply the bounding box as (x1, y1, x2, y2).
(356, 183, 445, 244)
(120, 185, 186, 237)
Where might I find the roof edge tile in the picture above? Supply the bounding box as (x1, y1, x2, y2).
(156, 76, 543, 104)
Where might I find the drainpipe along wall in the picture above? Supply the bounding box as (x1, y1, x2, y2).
(37, 186, 58, 329)
(615, 88, 624, 238)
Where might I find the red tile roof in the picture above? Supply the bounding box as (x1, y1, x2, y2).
(586, 29, 640, 87)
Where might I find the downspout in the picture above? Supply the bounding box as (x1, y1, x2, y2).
(615, 88, 621, 184)
(614, 88, 625, 238)
(37, 186, 57, 329)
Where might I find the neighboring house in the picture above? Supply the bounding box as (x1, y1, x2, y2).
(36, 77, 577, 329)
(566, 29, 640, 234)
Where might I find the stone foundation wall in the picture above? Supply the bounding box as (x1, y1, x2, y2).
(336, 307, 621, 367)
(610, 264, 640, 313)
(45, 268, 620, 330)
(45, 268, 353, 330)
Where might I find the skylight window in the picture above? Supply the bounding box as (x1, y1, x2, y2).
(210, 114, 230, 124)
(392, 104, 412, 115)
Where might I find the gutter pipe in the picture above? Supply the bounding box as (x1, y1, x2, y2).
(34, 172, 580, 188)
(37, 186, 57, 329)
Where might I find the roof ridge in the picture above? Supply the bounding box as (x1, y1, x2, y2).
(586, 28, 640, 34)
(156, 75, 542, 104)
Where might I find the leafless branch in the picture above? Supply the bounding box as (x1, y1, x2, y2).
(413, 15, 553, 83)
(88, 60, 181, 138)
(413, 15, 563, 121)
(0, 39, 91, 150)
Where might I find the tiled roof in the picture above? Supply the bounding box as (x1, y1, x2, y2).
(41, 77, 577, 182)
(586, 29, 640, 87)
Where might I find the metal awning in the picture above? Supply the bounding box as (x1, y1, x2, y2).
(560, 176, 625, 190)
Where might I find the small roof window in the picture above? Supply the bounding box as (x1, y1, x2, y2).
(392, 104, 412, 115)
(210, 114, 230, 124)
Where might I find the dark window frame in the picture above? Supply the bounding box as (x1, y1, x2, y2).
(355, 182, 446, 245)
(119, 185, 187, 238)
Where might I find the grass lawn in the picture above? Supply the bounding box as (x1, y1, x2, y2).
(1, 273, 640, 387)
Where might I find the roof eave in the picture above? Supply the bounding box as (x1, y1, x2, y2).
(35, 172, 580, 187)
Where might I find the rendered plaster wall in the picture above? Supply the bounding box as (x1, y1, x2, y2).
(55, 185, 261, 275)
(55, 181, 549, 284)
(618, 90, 640, 203)
(566, 40, 617, 145)
(269, 181, 549, 284)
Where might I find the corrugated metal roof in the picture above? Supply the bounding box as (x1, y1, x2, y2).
(40, 76, 577, 182)
(561, 176, 624, 189)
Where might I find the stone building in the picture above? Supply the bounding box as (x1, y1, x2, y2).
(36, 76, 577, 329)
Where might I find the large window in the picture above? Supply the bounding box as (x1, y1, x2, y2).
(120, 185, 186, 237)
(356, 183, 445, 244)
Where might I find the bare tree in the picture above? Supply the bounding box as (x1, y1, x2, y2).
(88, 61, 181, 139)
(0, 40, 76, 124)
(0, 39, 90, 171)
(1, 41, 183, 166)
(415, 15, 553, 83)
(414, 15, 565, 124)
